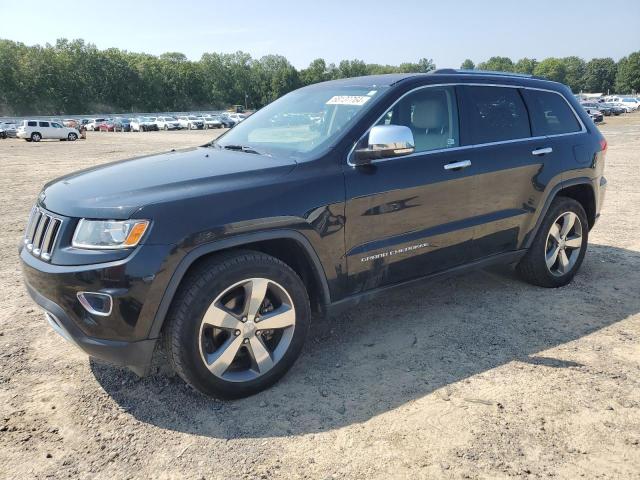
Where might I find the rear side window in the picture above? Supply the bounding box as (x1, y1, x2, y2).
(522, 90, 581, 136)
(465, 86, 530, 144)
(27, 121, 37, 127)
(39, 121, 50, 127)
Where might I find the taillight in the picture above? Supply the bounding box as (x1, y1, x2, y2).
(600, 138, 607, 153)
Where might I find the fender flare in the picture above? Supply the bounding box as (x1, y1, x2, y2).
(147, 229, 331, 338)
(523, 177, 595, 249)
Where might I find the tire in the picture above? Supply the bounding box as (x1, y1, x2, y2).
(164, 250, 311, 399)
(31, 132, 41, 142)
(68, 133, 78, 141)
(517, 196, 588, 288)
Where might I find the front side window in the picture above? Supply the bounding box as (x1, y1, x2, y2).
(51, 122, 62, 128)
(465, 86, 530, 144)
(522, 90, 581, 136)
(374, 86, 460, 153)
(216, 85, 386, 160)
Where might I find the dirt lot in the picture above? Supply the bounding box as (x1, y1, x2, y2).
(1, 120, 639, 480)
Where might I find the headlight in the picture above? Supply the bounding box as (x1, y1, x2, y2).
(72, 219, 149, 249)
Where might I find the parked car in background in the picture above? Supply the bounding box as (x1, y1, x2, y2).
(605, 97, 637, 113)
(581, 102, 611, 116)
(200, 115, 223, 129)
(226, 113, 246, 123)
(0, 121, 18, 138)
(131, 117, 159, 132)
(155, 116, 182, 131)
(86, 118, 107, 131)
(113, 118, 132, 132)
(599, 102, 625, 115)
(610, 96, 639, 111)
(177, 115, 205, 130)
(217, 114, 236, 128)
(97, 119, 115, 132)
(583, 107, 603, 123)
(17, 120, 80, 142)
(63, 119, 80, 128)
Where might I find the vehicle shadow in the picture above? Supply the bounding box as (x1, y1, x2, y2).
(91, 243, 640, 438)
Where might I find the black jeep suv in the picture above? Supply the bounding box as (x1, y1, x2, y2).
(20, 70, 607, 398)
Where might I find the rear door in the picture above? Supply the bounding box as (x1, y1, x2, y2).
(344, 85, 478, 294)
(520, 88, 586, 174)
(458, 85, 541, 259)
(38, 121, 54, 139)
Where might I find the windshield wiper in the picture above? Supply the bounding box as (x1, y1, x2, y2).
(221, 144, 261, 155)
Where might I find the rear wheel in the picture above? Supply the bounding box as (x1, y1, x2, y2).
(164, 250, 310, 399)
(517, 197, 588, 287)
(31, 132, 41, 142)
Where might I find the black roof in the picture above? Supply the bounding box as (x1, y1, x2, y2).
(308, 69, 563, 90)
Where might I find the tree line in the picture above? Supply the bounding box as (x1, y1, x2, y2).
(461, 54, 640, 95)
(0, 38, 638, 116)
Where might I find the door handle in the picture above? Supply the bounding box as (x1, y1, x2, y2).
(532, 147, 553, 156)
(444, 160, 471, 171)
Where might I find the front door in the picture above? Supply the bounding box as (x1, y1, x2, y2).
(50, 122, 66, 139)
(344, 85, 478, 294)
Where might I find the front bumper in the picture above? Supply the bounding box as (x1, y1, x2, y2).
(20, 243, 176, 374)
(27, 283, 156, 375)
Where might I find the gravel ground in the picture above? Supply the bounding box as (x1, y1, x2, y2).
(0, 120, 639, 480)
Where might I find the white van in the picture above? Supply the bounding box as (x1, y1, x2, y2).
(16, 120, 81, 142)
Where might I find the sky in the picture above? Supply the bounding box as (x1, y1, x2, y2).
(2, 0, 639, 69)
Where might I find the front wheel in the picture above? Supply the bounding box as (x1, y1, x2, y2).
(68, 133, 78, 141)
(164, 251, 311, 399)
(517, 196, 588, 288)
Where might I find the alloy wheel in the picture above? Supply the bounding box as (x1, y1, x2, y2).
(545, 211, 583, 276)
(198, 278, 296, 382)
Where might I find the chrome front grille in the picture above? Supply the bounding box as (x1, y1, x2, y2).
(23, 206, 62, 261)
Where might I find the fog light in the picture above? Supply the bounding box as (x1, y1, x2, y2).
(77, 292, 113, 316)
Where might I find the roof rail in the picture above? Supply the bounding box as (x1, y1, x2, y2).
(431, 68, 535, 78)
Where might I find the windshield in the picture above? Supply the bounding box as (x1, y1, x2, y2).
(215, 85, 386, 159)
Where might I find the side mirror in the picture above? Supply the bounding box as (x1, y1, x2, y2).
(353, 125, 415, 166)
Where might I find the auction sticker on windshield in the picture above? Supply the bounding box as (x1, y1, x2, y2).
(326, 95, 371, 106)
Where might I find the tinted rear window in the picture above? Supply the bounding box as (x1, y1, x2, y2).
(523, 90, 581, 136)
(465, 86, 530, 144)
(27, 121, 37, 127)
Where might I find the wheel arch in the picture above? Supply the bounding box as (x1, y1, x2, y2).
(524, 178, 596, 249)
(147, 230, 331, 339)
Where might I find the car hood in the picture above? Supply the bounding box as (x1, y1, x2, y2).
(40, 147, 297, 219)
